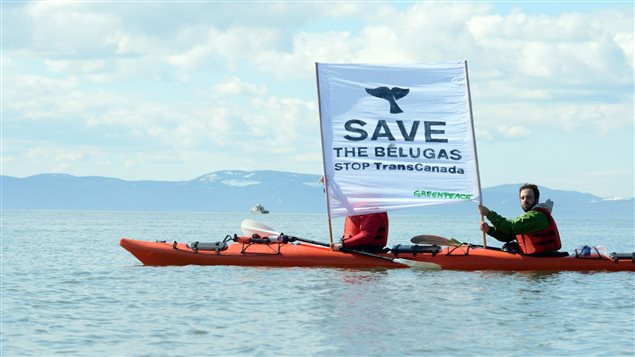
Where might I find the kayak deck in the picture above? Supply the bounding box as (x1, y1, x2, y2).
(120, 238, 635, 272)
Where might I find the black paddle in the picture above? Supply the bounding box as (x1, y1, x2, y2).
(240, 219, 441, 269)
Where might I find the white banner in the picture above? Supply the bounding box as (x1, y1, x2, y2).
(317, 62, 481, 218)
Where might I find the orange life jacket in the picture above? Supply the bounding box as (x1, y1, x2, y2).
(342, 212, 389, 248)
(516, 207, 561, 255)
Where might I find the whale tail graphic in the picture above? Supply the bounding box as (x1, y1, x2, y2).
(365, 86, 410, 114)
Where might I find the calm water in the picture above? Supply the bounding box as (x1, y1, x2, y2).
(1, 210, 634, 356)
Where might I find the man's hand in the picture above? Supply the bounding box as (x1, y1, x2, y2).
(331, 242, 343, 251)
(480, 221, 490, 233)
(478, 204, 490, 216)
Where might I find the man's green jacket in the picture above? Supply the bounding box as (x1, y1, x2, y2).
(485, 209, 550, 243)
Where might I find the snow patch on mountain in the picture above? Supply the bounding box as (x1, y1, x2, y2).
(222, 179, 260, 187)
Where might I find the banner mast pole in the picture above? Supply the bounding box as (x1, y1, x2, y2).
(464, 60, 487, 248)
(315, 63, 335, 247)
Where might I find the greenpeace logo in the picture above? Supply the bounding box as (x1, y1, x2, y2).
(365, 86, 410, 114)
(414, 190, 473, 200)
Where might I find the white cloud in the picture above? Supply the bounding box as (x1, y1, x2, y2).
(252, 3, 487, 79)
(24, 1, 122, 56)
(167, 45, 213, 71)
(555, 102, 634, 132)
(474, 99, 633, 139)
(466, 8, 632, 84)
(253, 31, 355, 80)
(496, 125, 531, 138)
(475, 129, 494, 142)
(9, 73, 78, 94)
(5, 70, 319, 171)
(613, 32, 634, 68)
(247, 96, 317, 145)
(211, 77, 266, 97)
(18, 144, 98, 175)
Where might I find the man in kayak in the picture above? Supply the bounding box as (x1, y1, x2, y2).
(331, 212, 389, 253)
(478, 183, 562, 255)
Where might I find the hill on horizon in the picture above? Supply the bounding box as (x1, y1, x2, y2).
(2, 170, 633, 218)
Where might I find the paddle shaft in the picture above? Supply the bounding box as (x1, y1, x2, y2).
(241, 220, 440, 269)
(285, 235, 397, 263)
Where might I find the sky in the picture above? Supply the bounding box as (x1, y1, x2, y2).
(2, 1, 634, 199)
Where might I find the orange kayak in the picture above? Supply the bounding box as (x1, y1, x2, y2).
(120, 237, 635, 272)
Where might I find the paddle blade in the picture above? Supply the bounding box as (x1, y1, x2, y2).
(393, 258, 441, 270)
(241, 219, 280, 237)
(410, 235, 461, 246)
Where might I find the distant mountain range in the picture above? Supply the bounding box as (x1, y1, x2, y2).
(2, 170, 633, 218)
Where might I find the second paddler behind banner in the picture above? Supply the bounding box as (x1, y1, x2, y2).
(331, 212, 389, 253)
(319, 176, 390, 253)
